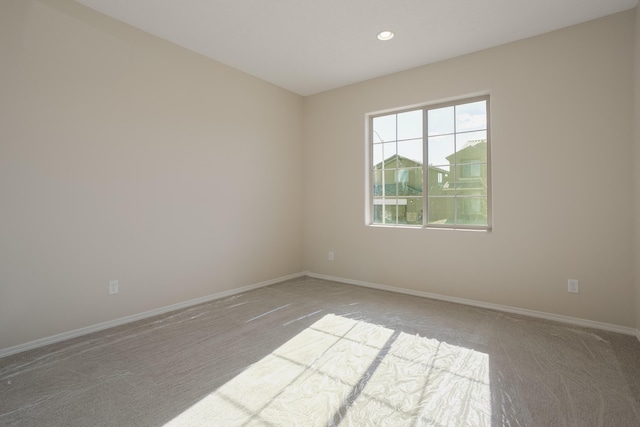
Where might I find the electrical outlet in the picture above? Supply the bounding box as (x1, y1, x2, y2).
(568, 279, 579, 294)
(109, 280, 119, 295)
(328, 251, 334, 261)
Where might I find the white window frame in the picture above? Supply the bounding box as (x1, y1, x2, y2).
(367, 95, 492, 231)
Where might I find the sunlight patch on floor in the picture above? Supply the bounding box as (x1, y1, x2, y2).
(165, 314, 490, 426)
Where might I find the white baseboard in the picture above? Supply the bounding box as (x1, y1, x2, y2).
(4, 271, 636, 358)
(0, 271, 306, 359)
(307, 272, 638, 337)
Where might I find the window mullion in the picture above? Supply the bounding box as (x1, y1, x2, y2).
(392, 114, 397, 224)
(453, 105, 457, 226)
(423, 109, 428, 227)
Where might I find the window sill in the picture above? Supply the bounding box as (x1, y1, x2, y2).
(367, 224, 491, 232)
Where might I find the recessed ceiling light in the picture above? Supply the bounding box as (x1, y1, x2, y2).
(377, 30, 394, 41)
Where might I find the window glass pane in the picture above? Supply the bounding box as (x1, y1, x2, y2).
(373, 203, 383, 223)
(405, 197, 422, 225)
(372, 144, 383, 168)
(461, 163, 481, 178)
(373, 170, 383, 196)
(456, 101, 486, 133)
(385, 203, 398, 224)
(428, 106, 454, 136)
(428, 166, 451, 194)
(382, 142, 397, 167)
(396, 168, 409, 186)
(428, 134, 455, 165)
(456, 163, 487, 196)
(373, 114, 396, 142)
(396, 168, 422, 195)
(428, 197, 454, 225)
(428, 164, 450, 174)
(397, 203, 407, 224)
(411, 168, 424, 194)
(456, 131, 487, 162)
(456, 197, 488, 225)
(397, 139, 422, 164)
(397, 110, 423, 141)
(384, 169, 397, 195)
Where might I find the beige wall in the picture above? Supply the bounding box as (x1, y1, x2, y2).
(304, 11, 636, 327)
(635, 5, 640, 332)
(1, 1, 637, 354)
(0, 0, 304, 351)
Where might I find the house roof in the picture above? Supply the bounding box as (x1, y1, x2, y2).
(446, 140, 487, 162)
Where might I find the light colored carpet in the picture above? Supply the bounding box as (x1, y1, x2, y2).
(1, 277, 639, 426)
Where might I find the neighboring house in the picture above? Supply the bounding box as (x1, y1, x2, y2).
(442, 140, 488, 225)
(444, 139, 487, 193)
(372, 155, 424, 224)
(373, 140, 487, 225)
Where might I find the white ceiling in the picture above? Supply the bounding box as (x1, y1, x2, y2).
(75, 0, 638, 96)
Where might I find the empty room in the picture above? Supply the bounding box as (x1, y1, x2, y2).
(2, 0, 640, 425)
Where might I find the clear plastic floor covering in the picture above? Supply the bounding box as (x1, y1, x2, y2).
(1, 277, 640, 426)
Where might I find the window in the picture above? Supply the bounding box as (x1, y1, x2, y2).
(370, 95, 491, 230)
